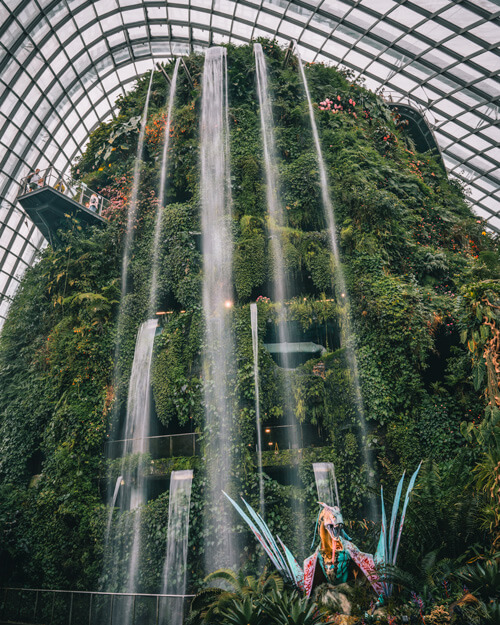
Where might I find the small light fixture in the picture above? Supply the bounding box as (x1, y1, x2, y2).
(224, 300, 233, 308)
(341, 292, 346, 298)
(268, 441, 273, 446)
(156, 311, 167, 315)
(265, 428, 271, 433)
(180, 310, 186, 313)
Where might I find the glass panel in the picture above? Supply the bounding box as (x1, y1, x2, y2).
(122, 8, 145, 24)
(343, 50, 371, 71)
(474, 78, 500, 98)
(320, 0, 350, 20)
(416, 21, 453, 43)
(361, 0, 396, 14)
(470, 22, 500, 46)
(388, 5, 423, 27)
(257, 12, 281, 30)
(211, 15, 232, 32)
(440, 6, 481, 28)
(191, 10, 211, 26)
(169, 7, 189, 21)
(442, 34, 482, 56)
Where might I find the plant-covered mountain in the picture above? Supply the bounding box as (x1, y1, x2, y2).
(0, 41, 498, 621)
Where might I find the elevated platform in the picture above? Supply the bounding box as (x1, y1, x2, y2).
(17, 186, 106, 246)
(16, 167, 108, 246)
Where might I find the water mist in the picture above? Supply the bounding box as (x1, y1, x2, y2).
(296, 50, 376, 515)
(200, 46, 237, 572)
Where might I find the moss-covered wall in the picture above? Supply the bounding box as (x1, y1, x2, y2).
(0, 41, 498, 596)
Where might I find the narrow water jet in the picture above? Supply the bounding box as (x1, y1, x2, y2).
(110, 70, 155, 431)
(119, 71, 155, 311)
(104, 318, 158, 612)
(296, 51, 376, 515)
(200, 46, 237, 572)
(105, 475, 123, 544)
(160, 469, 194, 625)
(254, 42, 305, 556)
(250, 303, 265, 518)
(312, 462, 340, 507)
(148, 59, 181, 316)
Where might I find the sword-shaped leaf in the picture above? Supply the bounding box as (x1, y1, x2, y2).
(375, 485, 387, 566)
(277, 536, 304, 590)
(222, 491, 284, 573)
(240, 497, 294, 581)
(392, 462, 421, 566)
(388, 472, 405, 563)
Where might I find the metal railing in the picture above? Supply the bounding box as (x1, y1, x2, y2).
(0, 587, 195, 625)
(18, 167, 109, 216)
(106, 432, 200, 460)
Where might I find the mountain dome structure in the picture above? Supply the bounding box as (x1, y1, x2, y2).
(0, 12, 499, 625)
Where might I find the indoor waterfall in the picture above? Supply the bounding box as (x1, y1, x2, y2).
(160, 470, 194, 625)
(105, 474, 123, 545)
(312, 462, 340, 507)
(118, 71, 154, 313)
(149, 58, 181, 316)
(104, 318, 158, 620)
(254, 42, 305, 552)
(297, 51, 376, 514)
(250, 303, 265, 517)
(200, 46, 237, 572)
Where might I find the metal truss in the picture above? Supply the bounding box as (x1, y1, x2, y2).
(0, 0, 499, 327)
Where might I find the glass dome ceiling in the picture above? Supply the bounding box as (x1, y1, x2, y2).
(0, 0, 499, 328)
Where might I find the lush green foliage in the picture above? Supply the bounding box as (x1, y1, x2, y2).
(0, 41, 498, 623)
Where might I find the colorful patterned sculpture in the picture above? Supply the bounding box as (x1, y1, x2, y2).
(223, 462, 420, 600)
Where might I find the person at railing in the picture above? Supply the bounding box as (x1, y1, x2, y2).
(89, 193, 99, 212)
(27, 168, 42, 191)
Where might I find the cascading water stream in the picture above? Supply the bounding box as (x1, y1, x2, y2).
(312, 462, 340, 507)
(160, 470, 194, 625)
(254, 42, 305, 555)
(105, 475, 123, 545)
(117, 71, 155, 320)
(109, 69, 154, 441)
(148, 58, 181, 316)
(105, 318, 157, 621)
(250, 303, 265, 518)
(296, 50, 376, 515)
(200, 46, 237, 572)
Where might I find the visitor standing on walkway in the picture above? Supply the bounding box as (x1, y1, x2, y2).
(89, 193, 99, 212)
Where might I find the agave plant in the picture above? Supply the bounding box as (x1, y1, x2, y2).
(186, 568, 284, 625)
(261, 588, 327, 625)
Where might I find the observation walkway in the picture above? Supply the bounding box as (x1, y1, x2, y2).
(16, 167, 108, 246)
(0, 587, 194, 625)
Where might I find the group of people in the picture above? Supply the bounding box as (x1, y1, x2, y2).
(25, 167, 101, 214)
(27, 168, 44, 190)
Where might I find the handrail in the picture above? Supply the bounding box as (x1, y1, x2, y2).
(1, 587, 195, 625)
(1, 587, 195, 597)
(17, 167, 109, 217)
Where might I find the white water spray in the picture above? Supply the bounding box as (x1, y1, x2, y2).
(296, 50, 376, 514)
(160, 470, 194, 625)
(149, 59, 181, 316)
(312, 462, 340, 508)
(254, 42, 305, 555)
(250, 303, 265, 517)
(105, 475, 123, 545)
(105, 318, 158, 607)
(200, 47, 237, 572)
